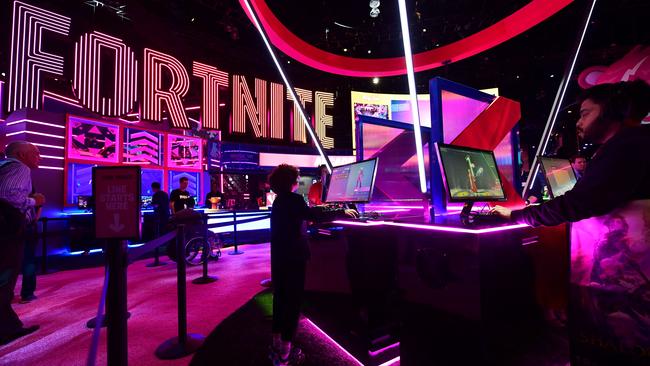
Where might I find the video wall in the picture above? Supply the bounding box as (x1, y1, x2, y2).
(353, 87, 517, 204)
(65, 115, 205, 206)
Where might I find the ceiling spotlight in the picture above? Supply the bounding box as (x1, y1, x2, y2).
(370, 7, 380, 17)
(372, 77, 379, 84)
(422, 28, 427, 32)
(343, 48, 348, 52)
(367, 50, 372, 54)
(369, 0, 380, 8)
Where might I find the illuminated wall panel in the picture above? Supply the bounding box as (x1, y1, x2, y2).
(166, 134, 202, 170)
(192, 61, 228, 130)
(286, 87, 312, 143)
(314, 91, 334, 149)
(123, 128, 163, 166)
(73, 31, 137, 116)
(232, 75, 268, 138)
(142, 48, 190, 129)
(66, 116, 119, 163)
(8, 1, 71, 112)
(270, 82, 284, 139)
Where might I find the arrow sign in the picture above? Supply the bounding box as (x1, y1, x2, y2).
(109, 213, 125, 232)
(94, 166, 141, 240)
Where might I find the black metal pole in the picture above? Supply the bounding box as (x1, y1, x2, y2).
(193, 215, 217, 284)
(106, 239, 128, 366)
(228, 211, 244, 255)
(177, 225, 187, 345)
(147, 215, 166, 267)
(155, 225, 205, 359)
(40, 217, 48, 273)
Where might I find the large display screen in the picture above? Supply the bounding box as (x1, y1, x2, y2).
(539, 157, 577, 198)
(124, 128, 164, 166)
(325, 158, 378, 203)
(436, 144, 505, 201)
(66, 117, 119, 163)
(167, 134, 202, 170)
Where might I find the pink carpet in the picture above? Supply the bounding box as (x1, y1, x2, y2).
(0, 244, 271, 366)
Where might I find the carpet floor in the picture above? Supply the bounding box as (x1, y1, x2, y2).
(0, 244, 271, 366)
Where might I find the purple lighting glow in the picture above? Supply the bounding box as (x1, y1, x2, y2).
(333, 220, 528, 234)
(303, 317, 365, 366)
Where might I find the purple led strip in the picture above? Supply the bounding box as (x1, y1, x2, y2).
(333, 220, 528, 234)
(303, 317, 365, 366)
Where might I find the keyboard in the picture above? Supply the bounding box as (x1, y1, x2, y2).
(467, 211, 510, 225)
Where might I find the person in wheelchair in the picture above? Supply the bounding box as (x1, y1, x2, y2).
(165, 206, 204, 262)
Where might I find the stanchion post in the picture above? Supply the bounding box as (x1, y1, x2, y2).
(40, 217, 48, 273)
(228, 211, 244, 255)
(155, 225, 205, 359)
(193, 215, 217, 284)
(106, 239, 128, 366)
(147, 215, 167, 267)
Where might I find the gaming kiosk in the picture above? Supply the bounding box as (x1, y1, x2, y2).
(304, 145, 540, 366)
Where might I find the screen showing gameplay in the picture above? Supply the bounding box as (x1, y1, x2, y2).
(325, 158, 378, 203)
(540, 157, 577, 198)
(437, 144, 505, 201)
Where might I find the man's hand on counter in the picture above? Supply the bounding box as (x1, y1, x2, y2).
(491, 205, 512, 219)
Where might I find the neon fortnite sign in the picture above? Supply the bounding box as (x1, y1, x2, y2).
(6, 1, 337, 148)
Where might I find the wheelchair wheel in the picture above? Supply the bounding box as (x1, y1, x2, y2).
(185, 236, 208, 266)
(208, 234, 223, 260)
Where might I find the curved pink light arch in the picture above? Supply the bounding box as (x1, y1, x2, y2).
(239, 0, 573, 77)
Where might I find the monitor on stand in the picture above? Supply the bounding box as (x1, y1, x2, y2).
(324, 158, 379, 204)
(435, 143, 506, 225)
(539, 157, 577, 198)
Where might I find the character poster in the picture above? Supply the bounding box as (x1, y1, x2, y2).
(166, 134, 202, 170)
(570, 200, 650, 365)
(66, 117, 119, 163)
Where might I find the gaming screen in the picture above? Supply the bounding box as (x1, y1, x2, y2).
(167, 134, 202, 170)
(296, 176, 315, 203)
(436, 144, 505, 201)
(141, 195, 153, 208)
(540, 157, 577, 198)
(66, 117, 119, 163)
(123, 128, 164, 166)
(325, 158, 378, 203)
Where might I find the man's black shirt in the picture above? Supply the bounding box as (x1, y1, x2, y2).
(512, 125, 650, 226)
(152, 190, 170, 222)
(170, 189, 195, 213)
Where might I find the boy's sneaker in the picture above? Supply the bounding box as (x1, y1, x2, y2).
(269, 346, 304, 365)
(289, 347, 305, 365)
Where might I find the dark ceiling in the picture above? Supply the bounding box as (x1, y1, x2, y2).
(1, 0, 648, 152)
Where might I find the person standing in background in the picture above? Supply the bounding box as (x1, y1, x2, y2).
(569, 154, 587, 180)
(151, 182, 170, 235)
(170, 177, 195, 214)
(205, 181, 224, 209)
(0, 141, 43, 344)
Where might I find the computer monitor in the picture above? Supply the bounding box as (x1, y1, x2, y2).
(324, 158, 379, 203)
(77, 195, 89, 210)
(296, 176, 315, 203)
(539, 157, 577, 198)
(436, 143, 506, 202)
(141, 195, 153, 208)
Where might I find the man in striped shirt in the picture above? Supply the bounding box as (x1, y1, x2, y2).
(0, 141, 43, 345)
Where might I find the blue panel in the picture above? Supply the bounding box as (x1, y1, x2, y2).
(67, 163, 95, 205)
(168, 170, 201, 200)
(141, 169, 164, 196)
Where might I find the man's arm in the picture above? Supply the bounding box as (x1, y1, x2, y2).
(512, 133, 647, 227)
(0, 163, 36, 214)
(169, 191, 178, 214)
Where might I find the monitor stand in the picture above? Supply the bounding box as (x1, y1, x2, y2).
(460, 202, 474, 226)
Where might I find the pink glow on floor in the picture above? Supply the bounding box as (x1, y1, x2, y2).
(0, 244, 273, 365)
